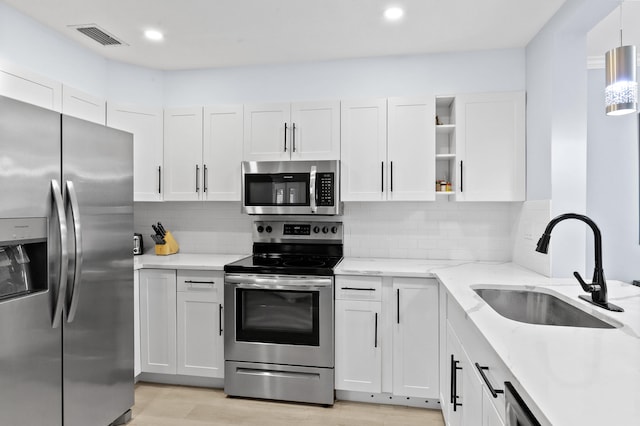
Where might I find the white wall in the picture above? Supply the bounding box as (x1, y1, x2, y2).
(525, 0, 617, 278)
(0, 1, 163, 105)
(586, 68, 640, 283)
(164, 49, 525, 106)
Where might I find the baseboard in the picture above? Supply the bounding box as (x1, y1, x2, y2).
(335, 390, 442, 410)
(137, 372, 224, 389)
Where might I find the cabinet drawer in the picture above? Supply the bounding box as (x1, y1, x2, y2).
(335, 276, 382, 301)
(177, 270, 223, 297)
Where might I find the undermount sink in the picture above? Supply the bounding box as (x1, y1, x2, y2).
(473, 287, 618, 329)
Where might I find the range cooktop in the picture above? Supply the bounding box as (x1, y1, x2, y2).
(224, 220, 344, 276)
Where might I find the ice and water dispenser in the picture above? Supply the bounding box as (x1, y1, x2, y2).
(0, 218, 47, 301)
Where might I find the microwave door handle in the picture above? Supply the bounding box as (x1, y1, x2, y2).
(310, 165, 317, 214)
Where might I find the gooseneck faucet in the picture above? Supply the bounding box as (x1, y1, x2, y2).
(535, 213, 624, 312)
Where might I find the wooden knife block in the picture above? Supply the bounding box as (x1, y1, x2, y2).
(155, 231, 179, 256)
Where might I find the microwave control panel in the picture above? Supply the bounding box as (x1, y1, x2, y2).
(316, 173, 335, 206)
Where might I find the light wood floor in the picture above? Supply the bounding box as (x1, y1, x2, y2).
(130, 382, 445, 426)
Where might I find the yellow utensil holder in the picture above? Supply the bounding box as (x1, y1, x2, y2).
(155, 231, 179, 256)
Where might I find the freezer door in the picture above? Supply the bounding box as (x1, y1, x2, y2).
(61, 116, 134, 426)
(0, 96, 63, 426)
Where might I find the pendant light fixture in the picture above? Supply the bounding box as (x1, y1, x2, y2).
(605, 1, 637, 116)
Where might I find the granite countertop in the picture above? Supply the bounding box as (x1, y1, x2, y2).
(433, 262, 640, 426)
(133, 253, 248, 271)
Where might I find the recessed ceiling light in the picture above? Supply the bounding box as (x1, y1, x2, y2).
(144, 29, 164, 41)
(384, 7, 404, 21)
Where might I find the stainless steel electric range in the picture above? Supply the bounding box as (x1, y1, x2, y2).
(223, 220, 343, 406)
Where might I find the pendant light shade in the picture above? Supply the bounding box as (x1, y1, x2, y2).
(605, 45, 637, 116)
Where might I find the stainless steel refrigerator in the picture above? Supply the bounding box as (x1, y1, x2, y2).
(0, 95, 134, 426)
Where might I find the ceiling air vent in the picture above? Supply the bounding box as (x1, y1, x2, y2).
(69, 24, 127, 46)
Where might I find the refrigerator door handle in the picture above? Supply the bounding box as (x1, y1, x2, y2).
(65, 180, 83, 323)
(51, 180, 69, 329)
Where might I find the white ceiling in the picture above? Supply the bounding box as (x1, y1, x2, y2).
(2, 0, 569, 70)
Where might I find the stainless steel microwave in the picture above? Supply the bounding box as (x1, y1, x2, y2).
(241, 160, 341, 215)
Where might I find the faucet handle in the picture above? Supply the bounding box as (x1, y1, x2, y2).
(573, 271, 598, 293)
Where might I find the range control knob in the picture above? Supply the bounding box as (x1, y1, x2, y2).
(257, 225, 264, 233)
(265, 225, 273, 233)
(313, 226, 320, 234)
(322, 226, 329, 234)
(331, 226, 338, 234)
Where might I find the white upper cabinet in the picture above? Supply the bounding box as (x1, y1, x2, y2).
(203, 105, 243, 201)
(164, 106, 243, 202)
(290, 101, 340, 160)
(387, 97, 436, 201)
(244, 101, 340, 161)
(107, 103, 164, 202)
(341, 97, 435, 201)
(455, 91, 525, 202)
(0, 61, 61, 111)
(243, 102, 290, 161)
(340, 98, 387, 201)
(163, 107, 204, 201)
(62, 85, 105, 124)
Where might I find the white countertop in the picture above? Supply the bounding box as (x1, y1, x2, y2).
(133, 253, 248, 271)
(334, 257, 467, 277)
(433, 262, 640, 426)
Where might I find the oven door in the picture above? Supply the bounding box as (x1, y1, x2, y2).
(224, 274, 334, 368)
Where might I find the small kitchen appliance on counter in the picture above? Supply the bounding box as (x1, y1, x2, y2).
(224, 220, 343, 405)
(151, 222, 179, 256)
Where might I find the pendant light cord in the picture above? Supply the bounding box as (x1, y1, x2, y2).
(619, 1, 624, 46)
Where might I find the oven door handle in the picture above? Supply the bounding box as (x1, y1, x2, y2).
(225, 275, 332, 288)
(309, 165, 317, 214)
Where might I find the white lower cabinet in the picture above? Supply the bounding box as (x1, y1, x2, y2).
(335, 298, 382, 392)
(139, 269, 177, 374)
(441, 288, 508, 426)
(335, 275, 439, 401)
(176, 270, 224, 378)
(139, 268, 224, 379)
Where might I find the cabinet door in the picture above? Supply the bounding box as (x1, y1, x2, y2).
(392, 278, 439, 398)
(139, 269, 177, 374)
(203, 105, 243, 201)
(62, 85, 105, 124)
(461, 354, 483, 426)
(456, 92, 525, 201)
(107, 103, 164, 201)
(335, 299, 382, 392)
(0, 61, 61, 111)
(290, 101, 340, 160)
(387, 97, 436, 201)
(176, 291, 224, 378)
(340, 99, 387, 201)
(164, 107, 204, 201)
(482, 389, 506, 426)
(243, 103, 290, 161)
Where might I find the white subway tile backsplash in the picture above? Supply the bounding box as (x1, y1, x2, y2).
(135, 200, 519, 262)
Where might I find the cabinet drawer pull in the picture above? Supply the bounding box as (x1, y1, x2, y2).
(396, 288, 400, 324)
(381, 162, 384, 192)
(460, 160, 464, 193)
(292, 122, 296, 152)
(195, 164, 200, 193)
(374, 312, 378, 348)
(340, 287, 376, 291)
(284, 122, 288, 152)
(219, 304, 223, 336)
(185, 280, 215, 284)
(203, 164, 208, 193)
(390, 161, 393, 192)
(451, 354, 463, 411)
(158, 166, 162, 194)
(475, 363, 504, 398)
(185, 280, 216, 289)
